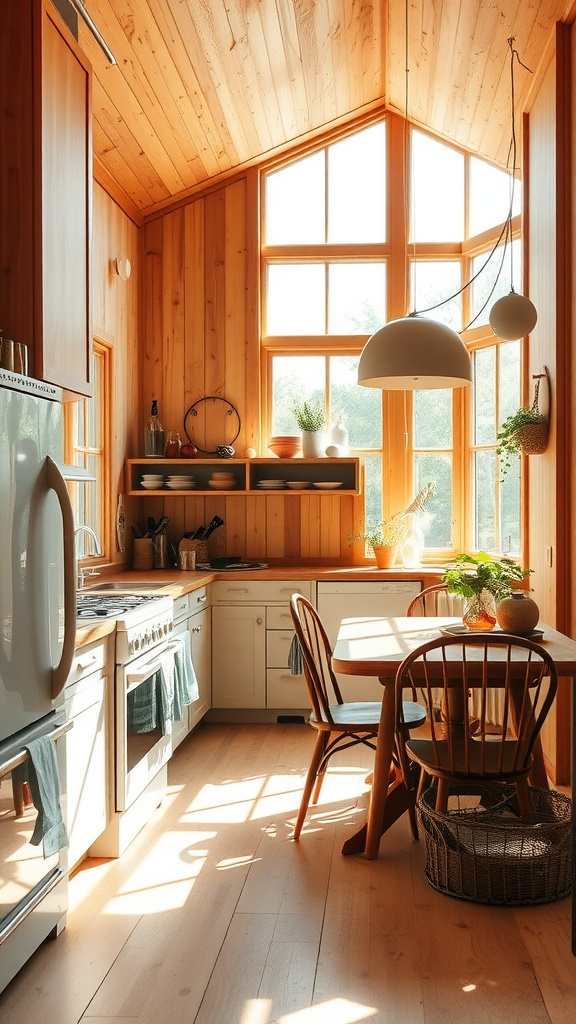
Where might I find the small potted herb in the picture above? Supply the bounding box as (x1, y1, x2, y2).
(351, 519, 407, 569)
(292, 399, 326, 457)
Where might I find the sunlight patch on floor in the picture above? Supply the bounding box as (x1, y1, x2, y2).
(102, 828, 212, 915)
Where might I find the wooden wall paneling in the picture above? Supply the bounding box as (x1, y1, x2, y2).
(265, 495, 286, 559)
(283, 498, 302, 561)
(92, 183, 140, 570)
(223, 497, 247, 560)
(183, 201, 206, 432)
(245, 495, 262, 561)
(143, 216, 165, 433)
(300, 495, 322, 559)
(162, 208, 186, 437)
(571, 20, 576, 645)
(320, 497, 342, 559)
(224, 180, 249, 453)
(527, 56, 557, 627)
(204, 189, 227, 403)
(244, 169, 262, 453)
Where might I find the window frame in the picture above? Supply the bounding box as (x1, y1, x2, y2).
(260, 112, 526, 564)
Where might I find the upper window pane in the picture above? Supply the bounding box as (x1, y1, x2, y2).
(411, 260, 462, 330)
(271, 356, 325, 433)
(473, 346, 496, 445)
(470, 239, 522, 326)
(410, 130, 464, 242)
(413, 390, 452, 448)
(327, 123, 386, 243)
(328, 263, 386, 334)
(266, 264, 325, 334)
(469, 157, 521, 237)
(329, 355, 382, 448)
(265, 152, 325, 244)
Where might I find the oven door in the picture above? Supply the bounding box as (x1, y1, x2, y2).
(116, 641, 181, 813)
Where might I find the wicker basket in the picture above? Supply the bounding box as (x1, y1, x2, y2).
(417, 785, 571, 905)
(513, 421, 548, 455)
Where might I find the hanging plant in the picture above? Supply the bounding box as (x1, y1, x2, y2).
(496, 376, 548, 476)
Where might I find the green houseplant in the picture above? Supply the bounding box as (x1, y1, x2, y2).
(292, 399, 326, 457)
(351, 518, 407, 568)
(496, 405, 547, 476)
(442, 552, 532, 629)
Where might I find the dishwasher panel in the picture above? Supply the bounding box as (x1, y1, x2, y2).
(316, 580, 421, 700)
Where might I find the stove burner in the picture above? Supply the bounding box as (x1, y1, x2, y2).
(76, 593, 168, 619)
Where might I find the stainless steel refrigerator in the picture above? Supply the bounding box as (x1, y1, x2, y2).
(0, 369, 77, 994)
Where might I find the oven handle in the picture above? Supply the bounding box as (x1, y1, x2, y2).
(0, 719, 73, 777)
(125, 639, 183, 693)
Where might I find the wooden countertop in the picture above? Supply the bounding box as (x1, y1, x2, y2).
(75, 564, 444, 648)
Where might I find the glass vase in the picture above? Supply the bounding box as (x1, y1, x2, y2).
(462, 590, 497, 631)
(401, 514, 425, 568)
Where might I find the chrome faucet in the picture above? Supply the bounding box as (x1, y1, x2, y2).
(75, 525, 102, 588)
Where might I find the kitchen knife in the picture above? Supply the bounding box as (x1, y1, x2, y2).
(202, 515, 224, 540)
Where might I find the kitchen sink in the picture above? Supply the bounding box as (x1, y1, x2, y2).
(82, 581, 169, 592)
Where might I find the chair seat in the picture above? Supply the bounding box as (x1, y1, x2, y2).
(311, 700, 426, 730)
(406, 736, 532, 778)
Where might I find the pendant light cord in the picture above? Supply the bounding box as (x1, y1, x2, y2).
(411, 38, 531, 332)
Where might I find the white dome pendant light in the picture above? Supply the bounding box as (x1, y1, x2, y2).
(359, 36, 534, 392)
(358, 315, 472, 390)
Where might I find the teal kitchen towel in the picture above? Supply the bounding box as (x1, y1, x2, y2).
(172, 633, 199, 719)
(13, 735, 68, 857)
(288, 633, 304, 675)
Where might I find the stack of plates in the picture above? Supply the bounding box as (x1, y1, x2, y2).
(166, 475, 196, 490)
(312, 481, 343, 489)
(141, 474, 165, 490)
(257, 479, 286, 490)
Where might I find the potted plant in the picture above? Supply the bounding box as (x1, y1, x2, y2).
(496, 405, 547, 477)
(442, 551, 532, 630)
(352, 518, 407, 569)
(292, 399, 326, 457)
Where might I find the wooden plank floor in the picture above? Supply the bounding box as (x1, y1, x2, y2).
(1, 723, 575, 1024)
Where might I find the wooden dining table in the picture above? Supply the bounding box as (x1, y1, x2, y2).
(332, 615, 576, 952)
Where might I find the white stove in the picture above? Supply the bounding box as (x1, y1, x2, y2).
(76, 593, 174, 662)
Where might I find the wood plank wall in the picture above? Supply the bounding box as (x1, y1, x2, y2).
(140, 172, 360, 564)
(92, 181, 140, 570)
(526, 23, 573, 783)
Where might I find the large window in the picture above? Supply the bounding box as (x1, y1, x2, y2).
(64, 340, 109, 561)
(262, 116, 524, 559)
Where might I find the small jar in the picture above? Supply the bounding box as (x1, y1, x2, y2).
(165, 430, 181, 458)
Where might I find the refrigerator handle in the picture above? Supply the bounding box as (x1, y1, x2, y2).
(45, 456, 77, 699)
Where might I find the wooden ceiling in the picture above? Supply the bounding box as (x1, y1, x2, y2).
(78, 1, 575, 217)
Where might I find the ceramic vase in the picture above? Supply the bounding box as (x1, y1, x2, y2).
(301, 429, 326, 458)
(462, 589, 497, 630)
(496, 592, 539, 634)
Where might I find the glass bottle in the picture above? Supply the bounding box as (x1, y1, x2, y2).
(165, 430, 181, 458)
(145, 400, 165, 457)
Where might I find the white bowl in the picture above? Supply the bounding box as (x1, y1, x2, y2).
(286, 481, 311, 489)
(312, 481, 343, 489)
(167, 481, 195, 489)
(141, 475, 164, 481)
(141, 480, 164, 489)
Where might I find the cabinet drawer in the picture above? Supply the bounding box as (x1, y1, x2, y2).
(267, 669, 309, 709)
(67, 641, 107, 687)
(65, 672, 106, 719)
(211, 580, 311, 604)
(267, 630, 295, 668)
(174, 586, 208, 621)
(266, 605, 294, 629)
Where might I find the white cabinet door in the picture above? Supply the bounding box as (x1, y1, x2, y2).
(64, 651, 109, 869)
(212, 605, 266, 707)
(189, 606, 212, 728)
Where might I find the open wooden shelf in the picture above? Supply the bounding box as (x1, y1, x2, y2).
(125, 457, 360, 496)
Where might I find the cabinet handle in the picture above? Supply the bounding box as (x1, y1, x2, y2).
(191, 625, 202, 634)
(226, 587, 248, 594)
(195, 594, 207, 605)
(256, 617, 263, 625)
(74, 653, 99, 672)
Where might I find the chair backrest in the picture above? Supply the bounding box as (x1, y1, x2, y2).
(395, 633, 558, 778)
(290, 594, 343, 723)
(407, 584, 464, 618)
